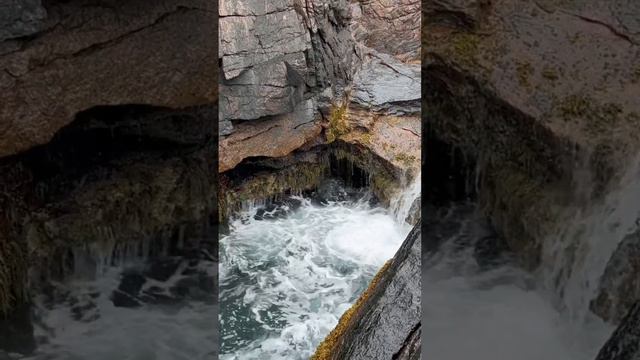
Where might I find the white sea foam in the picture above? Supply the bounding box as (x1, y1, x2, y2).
(423, 204, 614, 360)
(18, 252, 217, 360)
(219, 187, 415, 359)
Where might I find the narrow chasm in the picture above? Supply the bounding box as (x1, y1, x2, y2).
(219, 143, 420, 359)
(218, 0, 422, 358)
(0, 105, 218, 358)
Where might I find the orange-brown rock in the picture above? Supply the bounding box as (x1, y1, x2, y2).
(219, 100, 322, 172)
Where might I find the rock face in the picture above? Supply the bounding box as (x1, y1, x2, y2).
(0, 2, 218, 319)
(425, 0, 640, 322)
(219, 0, 359, 129)
(0, 0, 217, 158)
(313, 222, 422, 359)
(0, 105, 217, 317)
(351, 0, 421, 61)
(219, 0, 421, 178)
(218, 99, 321, 172)
(0, 0, 47, 41)
(595, 302, 640, 360)
(340, 51, 421, 175)
(592, 230, 640, 323)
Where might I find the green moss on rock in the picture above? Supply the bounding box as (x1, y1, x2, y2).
(311, 261, 391, 360)
(326, 101, 350, 143)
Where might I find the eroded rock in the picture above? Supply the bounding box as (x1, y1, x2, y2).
(219, 99, 321, 172)
(0, 0, 217, 158)
(351, 0, 421, 61)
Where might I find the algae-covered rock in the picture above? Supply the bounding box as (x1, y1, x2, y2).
(312, 221, 421, 359)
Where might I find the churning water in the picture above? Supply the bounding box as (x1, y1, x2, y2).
(424, 156, 640, 360)
(3, 238, 218, 360)
(423, 204, 612, 360)
(219, 178, 417, 359)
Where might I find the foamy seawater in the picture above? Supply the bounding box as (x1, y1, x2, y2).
(423, 204, 613, 360)
(219, 187, 411, 359)
(3, 240, 218, 360)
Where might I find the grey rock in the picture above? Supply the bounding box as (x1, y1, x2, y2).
(351, 52, 420, 111)
(219, 8, 310, 80)
(592, 229, 640, 323)
(307, 0, 361, 90)
(220, 119, 234, 137)
(351, 0, 421, 60)
(595, 302, 640, 360)
(334, 221, 422, 359)
(218, 0, 361, 135)
(0, 0, 47, 42)
(220, 56, 306, 121)
(219, 0, 291, 16)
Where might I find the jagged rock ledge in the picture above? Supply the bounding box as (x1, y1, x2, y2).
(219, 141, 403, 223)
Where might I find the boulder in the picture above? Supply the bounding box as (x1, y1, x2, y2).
(351, 52, 421, 111)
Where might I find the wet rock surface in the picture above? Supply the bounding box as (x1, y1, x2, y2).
(314, 222, 421, 359)
(595, 302, 640, 360)
(592, 229, 640, 323)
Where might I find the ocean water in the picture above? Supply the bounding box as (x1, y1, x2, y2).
(219, 179, 416, 359)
